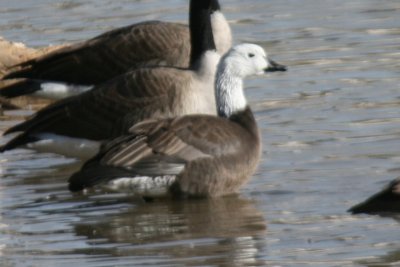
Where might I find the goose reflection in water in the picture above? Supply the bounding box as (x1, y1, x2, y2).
(73, 196, 267, 266)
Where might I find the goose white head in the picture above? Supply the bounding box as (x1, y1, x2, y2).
(221, 43, 286, 78)
(216, 43, 287, 117)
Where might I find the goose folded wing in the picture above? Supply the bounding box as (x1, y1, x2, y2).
(2, 68, 190, 149)
(3, 22, 189, 84)
(68, 115, 244, 191)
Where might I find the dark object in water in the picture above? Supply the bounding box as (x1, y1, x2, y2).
(349, 177, 400, 214)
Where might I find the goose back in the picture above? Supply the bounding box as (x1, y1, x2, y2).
(3, 22, 190, 85)
(1, 0, 230, 87)
(1, 66, 216, 144)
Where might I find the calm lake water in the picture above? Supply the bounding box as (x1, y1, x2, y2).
(1, 0, 400, 266)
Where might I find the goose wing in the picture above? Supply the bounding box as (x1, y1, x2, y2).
(1, 67, 191, 151)
(3, 21, 190, 85)
(68, 114, 246, 191)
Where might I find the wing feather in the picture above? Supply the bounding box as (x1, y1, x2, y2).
(2, 67, 191, 152)
(3, 21, 190, 84)
(69, 114, 249, 191)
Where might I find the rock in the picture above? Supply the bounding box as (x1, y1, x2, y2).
(0, 36, 65, 109)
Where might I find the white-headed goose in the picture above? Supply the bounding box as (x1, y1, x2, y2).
(68, 43, 287, 197)
(0, 0, 231, 100)
(348, 177, 400, 215)
(0, 0, 224, 159)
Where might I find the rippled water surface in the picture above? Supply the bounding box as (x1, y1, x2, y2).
(1, 0, 400, 266)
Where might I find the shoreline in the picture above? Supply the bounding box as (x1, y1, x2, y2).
(0, 36, 65, 110)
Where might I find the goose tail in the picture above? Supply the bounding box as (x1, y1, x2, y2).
(0, 133, 37, 153)
(0, 79, 92, 99)
(0, 79, 43, 98)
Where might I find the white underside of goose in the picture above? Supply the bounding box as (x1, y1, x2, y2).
(26, 133, 100, 160)
(34, 82, 93, 100)
(106, 176, 177, 197)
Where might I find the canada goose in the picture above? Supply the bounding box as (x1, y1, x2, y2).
(348, 177, 400, 214)
(68, 43, 287, 197)
(0, 0, 231, 100)
(0, 0, 223, 159)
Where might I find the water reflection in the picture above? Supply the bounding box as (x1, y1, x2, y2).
(357, 249, 400, 266)
(73, 196, 267, 266)
(1, 0, 400, 265)
(1, 163, 267, 266)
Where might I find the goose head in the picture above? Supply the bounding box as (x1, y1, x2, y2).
(216, 44, 287, 118)
(221, 43, 287, 78)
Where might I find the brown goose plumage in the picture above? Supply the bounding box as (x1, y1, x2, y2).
(0, 0, 221, 157)
(3, 22, 190, 85)
(0, 0, 231, 99)
(3, 66, 215, 140)
(68, 44, 287, 198)
(69, 107, 260, 197)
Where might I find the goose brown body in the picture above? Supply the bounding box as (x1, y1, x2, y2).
(2, 66, 216, 143)
(0, 0, 231, 100)
(68, 43, 287, 197)
(69, 107, 260, 196)
(0, 0, 221, 156)
(2, 22, 191, 85)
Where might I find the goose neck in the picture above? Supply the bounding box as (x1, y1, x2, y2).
(189, 0, 217, 67)
(215, 63, 246, 118)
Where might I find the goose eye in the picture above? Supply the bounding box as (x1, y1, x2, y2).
(248, 53, 255, 58)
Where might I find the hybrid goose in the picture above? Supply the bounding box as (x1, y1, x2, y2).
(68, 43, 287, 197)
(349, 177, 400, 214)
(0, 0, 231, 100)
(0, 0, 224, 159)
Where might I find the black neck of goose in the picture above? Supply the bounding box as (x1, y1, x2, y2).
(189, 0, 217, 68)
(210, 0, 221, 11)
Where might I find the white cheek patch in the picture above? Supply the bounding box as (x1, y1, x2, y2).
(107, 175, 177, 197)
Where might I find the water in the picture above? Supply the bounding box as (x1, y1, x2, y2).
(1, 0, 400, 266)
